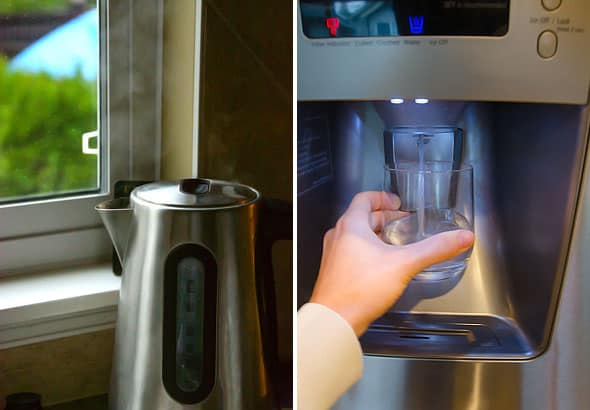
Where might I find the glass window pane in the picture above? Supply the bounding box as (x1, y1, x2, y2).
(0, 1, 99, 203)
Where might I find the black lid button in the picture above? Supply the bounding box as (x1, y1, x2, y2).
(180, 179, 210, 195)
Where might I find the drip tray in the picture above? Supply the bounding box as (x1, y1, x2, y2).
(361, 313, 535, 359)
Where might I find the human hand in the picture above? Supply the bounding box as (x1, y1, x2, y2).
(310, 191, 475, 336)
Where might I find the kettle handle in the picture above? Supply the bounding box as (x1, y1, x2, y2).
(255, 197, 292, 409)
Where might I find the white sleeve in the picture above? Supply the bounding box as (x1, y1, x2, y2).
(297, 303, 363, 410)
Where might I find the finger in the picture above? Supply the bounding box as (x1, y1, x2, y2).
(320, 228, 335, 264)
(323, 228, 334, 249)
(347, 191, 401, 215)
(369, 210, 409, 232)
(397, 230, 475, 273)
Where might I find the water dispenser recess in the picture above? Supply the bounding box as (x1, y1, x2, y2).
(297, 99, 590, 410)
(299, 100, 587, 361)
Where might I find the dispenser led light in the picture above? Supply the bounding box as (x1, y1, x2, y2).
(409, 16, 425, 34)
(325, 17, 340, 36)
(390, 98, 404, 104)
(415, 98, 429, 104)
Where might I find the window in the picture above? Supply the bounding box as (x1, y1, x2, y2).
(0, 0, 99, 203)
(0, 0, 163, 275)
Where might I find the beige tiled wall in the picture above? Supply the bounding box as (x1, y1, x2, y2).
(0, 329, 114, 407)
(197, 0, 292, 198)
(197, 0, 293, 366)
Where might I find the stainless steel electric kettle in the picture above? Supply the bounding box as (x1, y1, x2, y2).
(96, 178, 291, 410)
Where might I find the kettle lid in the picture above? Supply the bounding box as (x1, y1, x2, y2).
(133, 178, 259, 209)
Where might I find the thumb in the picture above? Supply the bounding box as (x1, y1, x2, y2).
(400, 230, 475, 273)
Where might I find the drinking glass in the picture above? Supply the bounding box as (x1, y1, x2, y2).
(382, 163, 474, 281)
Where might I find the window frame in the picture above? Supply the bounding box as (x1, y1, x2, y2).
(0, 0, 164, 276)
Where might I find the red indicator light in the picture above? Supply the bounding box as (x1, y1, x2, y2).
(326, 17, 340, 36)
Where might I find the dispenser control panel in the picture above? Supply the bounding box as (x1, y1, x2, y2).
(300, 0, 510, 38)
(298, 0, 590, 104)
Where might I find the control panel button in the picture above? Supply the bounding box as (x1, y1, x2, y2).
(538, 30, 558, 58)
(542, 0, 562, 11)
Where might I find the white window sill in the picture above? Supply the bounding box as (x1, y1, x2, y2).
(0, 263, 120, 349)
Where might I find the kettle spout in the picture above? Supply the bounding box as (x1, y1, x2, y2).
(95, 198, 133, 265)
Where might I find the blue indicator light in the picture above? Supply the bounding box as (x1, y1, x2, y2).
(409, 16, 425, 34)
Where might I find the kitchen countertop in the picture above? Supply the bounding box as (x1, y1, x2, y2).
(46, 395, 292, 409)
(46, 395, 107, 410)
